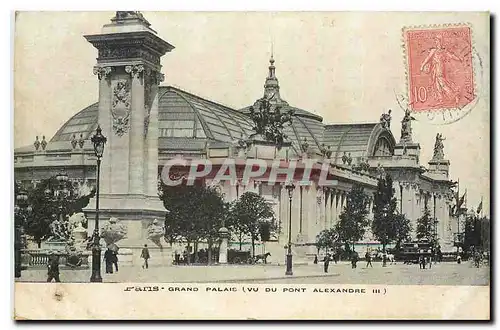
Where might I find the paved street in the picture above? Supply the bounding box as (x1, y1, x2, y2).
(16, 260, 489, 285)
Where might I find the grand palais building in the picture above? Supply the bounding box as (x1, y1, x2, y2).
(14, 12, 458, 261)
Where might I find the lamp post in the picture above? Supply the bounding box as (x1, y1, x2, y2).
(285, 182, 295, 276)
(90, 125, 107, 283)
(14, 189, 29, 278)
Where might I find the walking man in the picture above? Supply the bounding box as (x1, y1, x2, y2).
(351, 251, 359, 269)
(112, 250, 119, 272)
(141, 244, 150, 269)
(365, 251, 373, 268)
(323, 254, 330, 273)
(47, 251, 61, 283)
(104, 247, 114, 274)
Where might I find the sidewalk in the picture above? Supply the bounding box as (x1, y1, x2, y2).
(15, 261, 489, 285)
(16, 263, 344, 283)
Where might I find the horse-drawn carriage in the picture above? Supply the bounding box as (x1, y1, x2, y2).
(400, 241, 433, 265)
(227, 250, 272, 264)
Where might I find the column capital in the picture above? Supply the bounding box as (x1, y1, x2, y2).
(155, 72, 165, 85)
(93, 66, 113, 80)
(125, 64, 145, 79)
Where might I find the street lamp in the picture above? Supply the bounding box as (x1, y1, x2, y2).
(90, 125, 107, 283)
(285, 181, 295, 276)
(14, 189, 29, 278)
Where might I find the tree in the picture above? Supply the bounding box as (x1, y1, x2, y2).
(159, 181, 226, 264)
(416, 204, 433, 242)
(392, 213, 412, 250)
(463, 212, 490, 254)
(335, 185, 370, 251)
(229, 192, 275, 257)
(371, 174, 398, 254)
(315, 228, 340, 254)
(226, 200, 247, 251)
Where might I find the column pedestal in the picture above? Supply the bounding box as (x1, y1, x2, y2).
(218, 227, 229, 264)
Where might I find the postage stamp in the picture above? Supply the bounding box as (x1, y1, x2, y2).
(401, 24, 483, 124)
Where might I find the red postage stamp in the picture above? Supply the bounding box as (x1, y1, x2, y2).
(405, 25, 475, 112)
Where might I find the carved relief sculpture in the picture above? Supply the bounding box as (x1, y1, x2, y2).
(100, 217, 128, 246)
(112, 80, 131, 136)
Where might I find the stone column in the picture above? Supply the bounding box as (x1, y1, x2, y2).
(126, 65, 146, 195)
(324, 189, 331, 229)
(144, 70, 164, 198)
(94, 66, 113, 195)
(332, 190, 338, 227)
(278, 182, 287, 241)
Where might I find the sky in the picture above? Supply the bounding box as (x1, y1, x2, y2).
(13, 11, 490, 215)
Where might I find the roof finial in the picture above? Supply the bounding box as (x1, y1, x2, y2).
(268, 47, 275, 79)
(271, 40, 274, 61)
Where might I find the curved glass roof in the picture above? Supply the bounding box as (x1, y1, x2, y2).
(157, 87, 254, 142)
(46, 86, 395, 159)
(324, 123, 395, 164)
(51, 103, 99, 142)
(51, 86, 255, 145)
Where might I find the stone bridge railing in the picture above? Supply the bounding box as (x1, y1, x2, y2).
(22, 249, 90, 269)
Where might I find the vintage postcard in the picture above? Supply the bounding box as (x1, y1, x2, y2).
(13, 11, 490, 320)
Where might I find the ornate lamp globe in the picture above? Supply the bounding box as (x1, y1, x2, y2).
(91, 125, 107, 158)
(16, 190, 28, 207)
(56, 172, 69, 184)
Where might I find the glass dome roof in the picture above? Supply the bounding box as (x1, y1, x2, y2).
(51, 86, 256, 145)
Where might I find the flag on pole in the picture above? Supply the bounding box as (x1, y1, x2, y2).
(457, 191, 466, 209)
(477, 197, 483, 214)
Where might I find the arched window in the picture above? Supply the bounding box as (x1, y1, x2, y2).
(373, 137, 394, 157)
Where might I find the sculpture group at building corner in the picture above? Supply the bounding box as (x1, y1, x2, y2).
(47, 213, 131, 268)
(248, 94, 295, 150)
(380, 109, 392, 129)
(433, 133, 446, 160)
(400, 109, 416, 143)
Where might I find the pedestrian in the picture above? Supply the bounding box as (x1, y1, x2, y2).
(457, 254, 462, 264)
(418, 255, 423, 269)
(104, 247, 114, 274)
(313, 255, 318, 264)
(174, 250, 180, 265)
(112, 250, 119, 272)
(141, 244, 150, 269)
(351, 251, 358, 269)
(323, 254, 330, 273)
(46, 251, 61, 283)
(365, 251, 373, 268)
